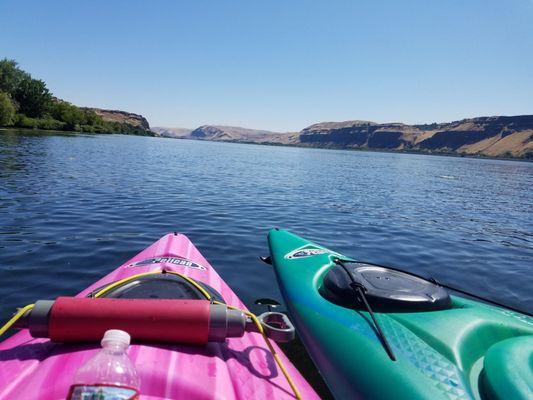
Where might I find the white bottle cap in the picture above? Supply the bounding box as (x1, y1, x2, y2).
(101, 329, 131, 347)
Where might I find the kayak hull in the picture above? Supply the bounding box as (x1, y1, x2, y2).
(0, 233, 318, 400)
(268, 229, 533, 400)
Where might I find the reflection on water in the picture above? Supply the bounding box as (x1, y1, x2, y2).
(0, 131, 532, 319)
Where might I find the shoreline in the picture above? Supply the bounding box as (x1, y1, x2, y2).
(2, 127, 531, 162)
(161, 136, 533, 163)
(0, 126, 155, 137)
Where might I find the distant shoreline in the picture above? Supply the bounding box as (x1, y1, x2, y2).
(160, 136, 533, 163)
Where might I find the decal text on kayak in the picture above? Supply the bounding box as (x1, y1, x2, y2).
(285, 245, 329, 259)
(130, 257, 206, 270)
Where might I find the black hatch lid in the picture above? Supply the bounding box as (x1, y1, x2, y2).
(321, 262, 451, 312)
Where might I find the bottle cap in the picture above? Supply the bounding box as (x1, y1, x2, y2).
(101, 329, 131, 347)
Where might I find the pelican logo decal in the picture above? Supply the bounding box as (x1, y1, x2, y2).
(130, 256, 206, 270)
(284, 246, 329, 259)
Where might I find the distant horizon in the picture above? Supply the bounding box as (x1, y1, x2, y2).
(2, 0, 532, 131)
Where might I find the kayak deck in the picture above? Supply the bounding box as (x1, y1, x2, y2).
(0, 233, 318, 400)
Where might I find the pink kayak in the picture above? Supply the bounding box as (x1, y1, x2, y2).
(0, 233, 319, 399)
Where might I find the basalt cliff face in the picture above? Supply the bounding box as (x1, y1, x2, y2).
(299, 115, 533, 158)
(86, 108, 151, 130)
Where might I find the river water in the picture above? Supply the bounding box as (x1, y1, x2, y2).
(0, 131, 532, 321)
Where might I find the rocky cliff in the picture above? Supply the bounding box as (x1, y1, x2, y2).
(86, 108, 151, 130)
(299, 115, 533, 158)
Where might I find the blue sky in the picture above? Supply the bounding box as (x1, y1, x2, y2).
(1, 0, 532, 131)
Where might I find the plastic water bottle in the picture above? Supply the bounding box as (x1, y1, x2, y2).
(68, 329, 140, 400)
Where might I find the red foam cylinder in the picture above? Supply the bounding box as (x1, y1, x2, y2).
(49, 297, 211, 344)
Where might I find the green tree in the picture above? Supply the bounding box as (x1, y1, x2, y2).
(50, 101, 87, 130)
(83, 108, 102, 126)
(0, 91, 16, 126)
(0, 58, 29, 96)
(14, 77, 52, 118)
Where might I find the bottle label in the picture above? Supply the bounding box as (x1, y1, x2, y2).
(68, 384, 139, 400)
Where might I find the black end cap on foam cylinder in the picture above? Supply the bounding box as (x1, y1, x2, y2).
(27, 300, 55, 338)
(208, 304, 246, 342)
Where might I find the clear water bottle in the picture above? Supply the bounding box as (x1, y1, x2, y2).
(68, 329, 140, 400)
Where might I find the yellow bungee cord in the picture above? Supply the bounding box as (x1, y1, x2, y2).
(0, 303, 35, 336)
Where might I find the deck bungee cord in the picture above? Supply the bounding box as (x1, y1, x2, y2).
(0, 303, 35, 337)
(0, 270, 302, 400)
(334, 259, 396, 361)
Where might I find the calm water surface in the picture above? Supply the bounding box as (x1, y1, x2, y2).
(0, 131, 532, 321)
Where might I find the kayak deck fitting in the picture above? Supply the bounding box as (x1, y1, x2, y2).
(268, 229, 533, 400)
(0, 233, 319, 400)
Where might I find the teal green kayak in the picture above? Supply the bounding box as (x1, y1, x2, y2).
(268, 229, 533, 400)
